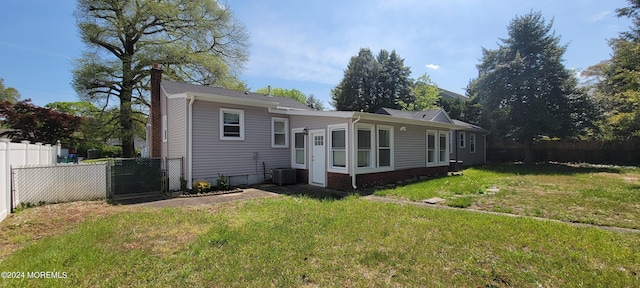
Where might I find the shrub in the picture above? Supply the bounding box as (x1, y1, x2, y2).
(193, 180, 212, 193)
(216, 174, 230, 191)
(100, 145, 122, 158)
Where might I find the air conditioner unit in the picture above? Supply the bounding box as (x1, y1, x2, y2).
(272, 168, 296, 186)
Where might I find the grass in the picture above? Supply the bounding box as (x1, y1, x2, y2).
(375, 163, 640, 229)
(80, 158, 110, 163)
(1, 197, 639, 287)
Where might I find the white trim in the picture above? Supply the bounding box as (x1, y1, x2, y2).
(291, 128, 306, 169)
(271, 117, 289, 148)
(309, 129, 326, 187)
(328, 123, 348, 173)
(439, 131, 450, 165)
(355, 123, 375, 170)
(426, 130, 437, 166)
(169, 92, 279, 108)
(269, 109, 463, 130)
(459, 131, 466, 149)
(162, 115, 168, 142)
(376, 125, 394, 170)
(219, 108, 245, 140)
(187, 95, 195, 189)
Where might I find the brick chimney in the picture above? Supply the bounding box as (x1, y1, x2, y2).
(150, 63, 162, 158)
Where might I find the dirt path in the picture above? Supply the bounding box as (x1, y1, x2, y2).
(362, 195, 640, 234)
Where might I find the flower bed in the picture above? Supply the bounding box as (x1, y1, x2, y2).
(175, 187, 243, 198)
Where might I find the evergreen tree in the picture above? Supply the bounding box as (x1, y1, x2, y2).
(331, 48, 378, 111)
(376, 50, 413, 111)
(306, 94, 325, 111)
(468, 11, 593, 164)
(332, 48, 413, 112)
(583, 0, 640, 138)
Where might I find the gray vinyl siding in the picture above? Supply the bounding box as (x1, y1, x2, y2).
(166, 97, 187, 160)
(191, 101, 291, 182)
(355, 121, 448, 170)
(433, 111, 451, 124)
(289, 115, 349, 132)
(451, 130, 486, 166)
(393, 123, 428, 169)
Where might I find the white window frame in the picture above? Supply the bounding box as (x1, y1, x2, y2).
(439, 131, 450, 165)
(219, 108, 245, 140)
(427, 130, 437, 166)
(470, 133, 476, 153)
(271, 117, 289, 148)
(459, 132, 466, 149)
(376, 125, 394, 170)
(162, 115, 167, 142)
(449, 130, 454, 154)
(328, 123, 348, 173)
(355, 123, 375, 170)
(291, 128, 306, 169)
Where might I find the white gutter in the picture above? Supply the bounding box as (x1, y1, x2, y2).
(187, 95, 195, 189)
(351, 115, 361, 189)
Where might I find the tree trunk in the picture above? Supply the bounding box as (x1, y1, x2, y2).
(119, 96, 135, 158)
(523, 137, 534, 165)
(120, 56, 135, 158)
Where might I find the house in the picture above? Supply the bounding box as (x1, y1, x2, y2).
(450, 119, 490, 166)
(148, 66, 486, 191)
(374, 108, 489, 167)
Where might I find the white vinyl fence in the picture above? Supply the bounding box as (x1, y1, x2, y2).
(0, 139, 59, 222)
(12, 163, 107, 209)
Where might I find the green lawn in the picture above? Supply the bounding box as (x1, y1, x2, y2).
(1, 197, 639, 287)
(375, 163, 640, 229)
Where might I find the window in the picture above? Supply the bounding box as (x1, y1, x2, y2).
(220, 108, 244, 140)
(291, 128, 306, 168)
(439, 131, 449, 164)
(356, 125, 374, 168)
(470, 133, 476, 153)
(329, 125, 347, 170)
(459, 132, 466, 148)
(271, 117, 289, 148)
(162, 115, 167, 142)
(427, 131, 436, 165)
(377, 126, 393, 168)
(449, 130, 454, 153)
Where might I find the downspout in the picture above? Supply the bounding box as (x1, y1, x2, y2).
(187, 95, 195, 189)
(351, 115, 361, 190)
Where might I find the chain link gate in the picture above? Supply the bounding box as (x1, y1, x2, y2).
(165, 157, 184, 191)
(109, 158, 164, 199)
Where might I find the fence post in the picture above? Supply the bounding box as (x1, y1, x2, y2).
(106, 158, 111, 199)
(20, 140, 29, 165)
(0, 139, 10, 221)
(44, 144, 52, 165)
(35, 142, 43, 165)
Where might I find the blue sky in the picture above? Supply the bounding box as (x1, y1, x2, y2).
(0, 0, 632, 108)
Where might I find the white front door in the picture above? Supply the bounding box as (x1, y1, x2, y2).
(310, 130, 326, 186)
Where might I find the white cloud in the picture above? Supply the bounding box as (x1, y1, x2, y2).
(425, 64, 440, 70)
(590, 10, 611, 22)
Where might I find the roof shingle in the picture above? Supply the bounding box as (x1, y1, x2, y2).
(161, 80, 311, 110)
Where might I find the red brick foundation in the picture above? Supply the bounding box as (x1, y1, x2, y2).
(327, 166, 449, 191)
(295, 169, 308, 184)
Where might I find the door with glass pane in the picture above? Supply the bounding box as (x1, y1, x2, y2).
(310, 130, 326, 186)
